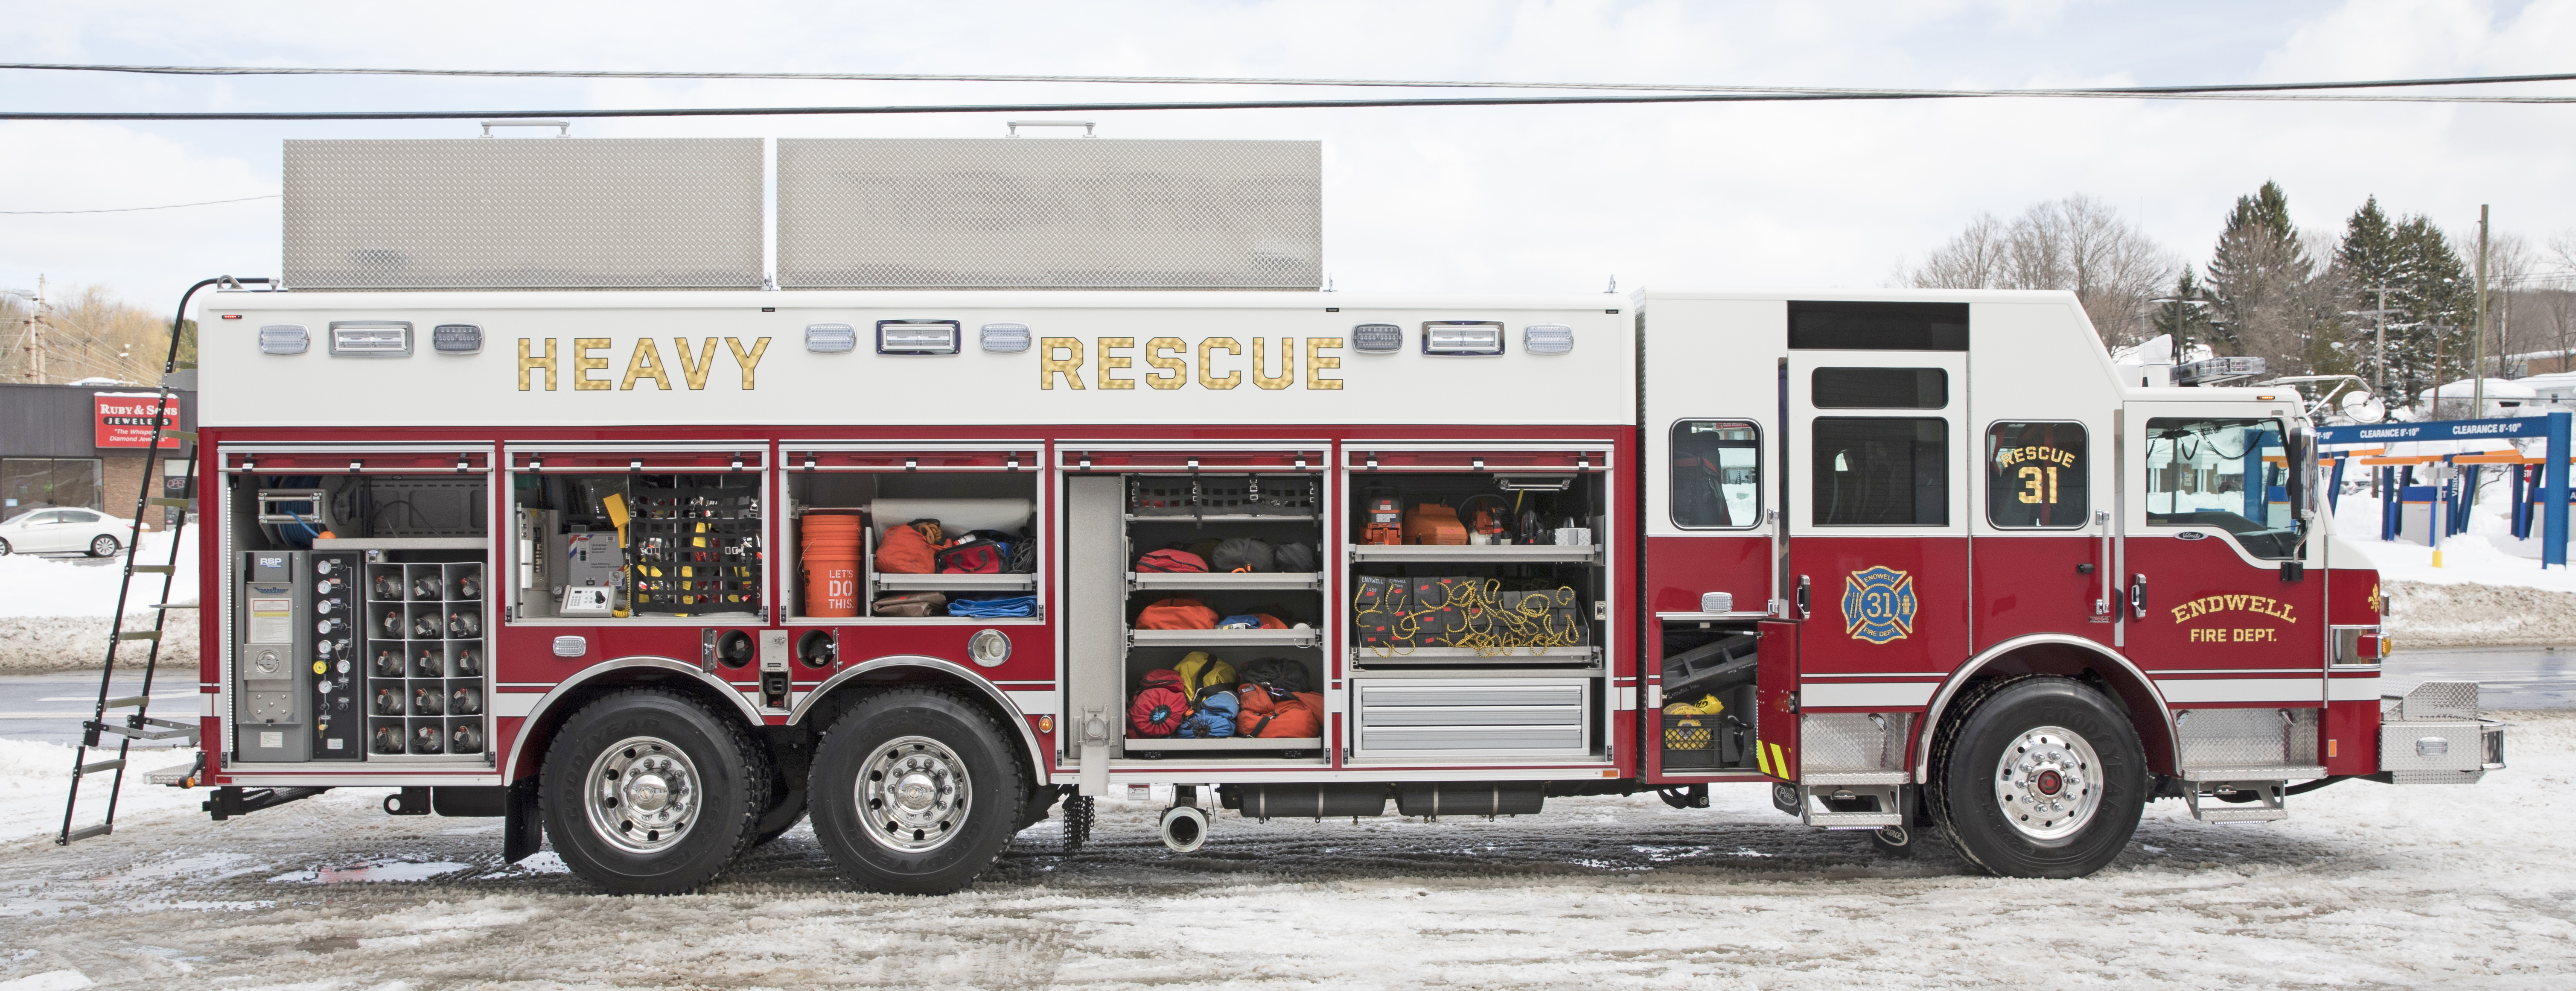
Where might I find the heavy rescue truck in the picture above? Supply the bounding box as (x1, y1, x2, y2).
(130, 286, 2494, 894)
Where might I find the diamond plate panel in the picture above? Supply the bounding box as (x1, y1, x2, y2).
(776, 138, 1320, 289)
(2401, 680, 2480, 721)
(1799, 712, 1911, 772)
(2175, 707, 2320, 769)
(283, 139, 763, 289)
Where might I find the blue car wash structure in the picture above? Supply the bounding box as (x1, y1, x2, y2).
(2318, 410, 2572, 568)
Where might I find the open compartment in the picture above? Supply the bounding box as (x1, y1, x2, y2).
(781, 445, 1040, 622)
(505, 446, 766, 622)
(1656, 623, 1759, 772)
(1343, 467, 1607, 667)
(218, 447, 496, 765)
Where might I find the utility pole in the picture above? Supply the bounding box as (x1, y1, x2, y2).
(2475, 205, 2490, 415)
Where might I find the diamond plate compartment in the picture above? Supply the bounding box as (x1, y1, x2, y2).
(284, 139, 764, 289)
(2400, 680, 2480, 721)
(2175, 707, 2319, 770)
(776, 138, 1320, 289)
(1799, 712, 1911, 773)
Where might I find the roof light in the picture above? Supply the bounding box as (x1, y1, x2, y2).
(2175, 355, 2265, 386)
(980, 322, 1032, 353)
(1352, 323, 1403, 353)
(431, 323, 483, 354)
(1422, 321, 1504, 356)
(257, 324, 309, 355)
(327, 321, 411, 357)
(804, 322, 858, 353)
(1524, 323, 1575, 355)
(877, 319, 961, 355)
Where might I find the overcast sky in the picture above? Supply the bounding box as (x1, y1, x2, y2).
(2, 0, 2572, 306)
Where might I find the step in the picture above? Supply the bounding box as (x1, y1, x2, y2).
(62, 823, 111, 842)
(163, 430, 196, 443)
(76, 758, 124, 775)
(2177, 766, 2326, 783)
(1803, 771, 1909, 786)
(116, 631, 160, 641)
(149, 602, 198, 610)
(87, 718, 196, 742)
(102, 695, 151, 709)
(145, 497, 194, 509)
(1803, 810, 1903, 828)
(2189, 804, 2289, 823)
(130, 565, 174, 574)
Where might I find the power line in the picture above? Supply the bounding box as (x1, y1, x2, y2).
(3, 61, 2574, 96)
(0, 193, 278, 215)
(0, 86, 2571, 125)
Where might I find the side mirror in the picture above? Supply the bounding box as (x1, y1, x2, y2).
(2285, 424, 2317, 523)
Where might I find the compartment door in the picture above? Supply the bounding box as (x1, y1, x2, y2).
(1062, 475, 1128, 772)
(1754, 619, 1799, 781)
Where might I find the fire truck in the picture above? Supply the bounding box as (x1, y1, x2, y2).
(58, 137, 2504, 895)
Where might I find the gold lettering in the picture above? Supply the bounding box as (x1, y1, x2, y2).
(1252, 336, 1295, 390)
(2169, 604, 2192, 624)
(1040, 338, 1086, 390)
(1143, 337, 1187, 390)
(572, 338, 611, 391)
(1198, 337, 1241, 390)
(1097, 337, 1135, 390)
(1305, 336, 1343, 390)
(621, 338, 673, 391)
(725, 337, 770, 389)
(671, 338, 717, 391)
(517, 338, 557, 392)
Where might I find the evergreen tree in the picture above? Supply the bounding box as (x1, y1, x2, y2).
(2203, 180, 2335, 375)
(2331, 197, 2405, 394)
(2148, 266, 2218, 357)
(2388, 215, 2473, 403)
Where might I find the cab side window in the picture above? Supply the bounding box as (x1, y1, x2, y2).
(1671, 420, 1760, 528)
(2142, 416, 2301, 559)
(1813, 417, 1948, 526)
(1986, 422, 2087, 528)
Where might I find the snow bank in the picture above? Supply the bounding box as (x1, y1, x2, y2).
(0, 739, 201, 844)
(0, 532, 201, 673)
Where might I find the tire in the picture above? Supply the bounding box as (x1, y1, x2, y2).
(1928, 676, 2146, 879)
(87, 534, 119, 558)
(538, 688, 769, 895)
(0, 538, 11, 555)
(808, 687, 1027, 895)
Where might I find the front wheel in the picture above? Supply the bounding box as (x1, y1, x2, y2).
(538, 688, 769, 895)
(0, 537, 12, 555)
(1928, 676, 2145, 878)
(87, 534, 119, 558)
(808, 688, 1026, 894)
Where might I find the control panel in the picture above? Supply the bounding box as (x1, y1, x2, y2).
(310, 551, 364, 759)
(236, 552, 313, 762)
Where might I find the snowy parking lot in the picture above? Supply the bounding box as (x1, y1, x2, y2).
(0, 713, 2561, 990)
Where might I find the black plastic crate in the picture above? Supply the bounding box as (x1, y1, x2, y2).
(1661, 713, 1720, 769)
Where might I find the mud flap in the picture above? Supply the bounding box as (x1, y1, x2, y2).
(502, 777, 543, 864)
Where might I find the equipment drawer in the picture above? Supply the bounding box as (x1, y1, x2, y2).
(1354, 678, 1591, 760)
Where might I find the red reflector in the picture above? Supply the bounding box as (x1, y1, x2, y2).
(2357, 631, 2383, 658)
(219, 314, 242, 319)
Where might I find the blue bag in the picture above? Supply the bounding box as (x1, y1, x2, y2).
(946, 595, 1036, 618)
(1177, 690, 1240, 738)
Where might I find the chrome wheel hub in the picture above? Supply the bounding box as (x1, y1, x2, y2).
(858, 735, 971, 854)
(1993, 725, 2101, 846)
(584, 736, 701, 854)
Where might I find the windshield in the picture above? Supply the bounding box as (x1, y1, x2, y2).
(2143, 416, 2304, 560)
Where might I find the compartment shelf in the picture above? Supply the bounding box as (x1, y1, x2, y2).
(1348, 544, 1600, 564)
(1130, 628, 1319, 647)
(1129, 571, 1322, 591)
(315, 537, 487, 550)
(1351, 646, 1601, 663)
(1125, 514, 1318, 523)
(874, 573, 1037, 592)
(1122, 736, 1324, 751)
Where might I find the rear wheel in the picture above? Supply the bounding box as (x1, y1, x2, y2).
(539, 688, 768, 895)
(1929, 676, 2145, 878)
(809, 688, 1026, 894)
(87, 534, 118, 558)
(0, 537, 12, 555)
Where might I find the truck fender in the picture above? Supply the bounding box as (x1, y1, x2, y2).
(498, 655, 765, 782)
(1912, 634, 2174, 783)
(787, 654, 1049, 787)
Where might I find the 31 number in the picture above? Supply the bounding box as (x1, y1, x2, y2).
(2017, 466, 2060, 504)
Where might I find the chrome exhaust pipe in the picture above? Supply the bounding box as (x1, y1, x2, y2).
(1159, 804, 1209, 853)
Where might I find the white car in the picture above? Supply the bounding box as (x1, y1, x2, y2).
(0, 507, 126, 557)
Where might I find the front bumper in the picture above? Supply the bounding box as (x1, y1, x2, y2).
(2374, 681, 2506, 785)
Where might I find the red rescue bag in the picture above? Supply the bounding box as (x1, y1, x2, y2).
(1128, 669, 1189, 737)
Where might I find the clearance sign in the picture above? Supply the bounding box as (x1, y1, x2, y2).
(94, 392, 180, 449)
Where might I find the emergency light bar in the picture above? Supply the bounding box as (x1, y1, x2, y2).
(804, 323, 858, 353)
(979, 322, 1032, 353)
(257, 324, 310, 355)
(1524, 323, 1575, 355)
(876, 319, 961, 355)
(1422, 321, 1504, 356)
(2175, 355, 2267, 386)
(328, 321, 413, 357)
(1351, 323, 1403, 353)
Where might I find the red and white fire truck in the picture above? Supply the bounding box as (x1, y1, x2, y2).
(162, 284, 2501, 894)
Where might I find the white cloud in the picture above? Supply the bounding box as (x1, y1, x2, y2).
(0, 0, 2570, 301)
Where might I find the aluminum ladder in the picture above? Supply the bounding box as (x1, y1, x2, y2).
(56, 277, 270, 844)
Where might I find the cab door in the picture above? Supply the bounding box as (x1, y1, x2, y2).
(1783, 347, 1972, 684)
(2120, 404, 2325, 705)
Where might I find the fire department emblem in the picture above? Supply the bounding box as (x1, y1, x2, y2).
(1842, 566, 1916, 644)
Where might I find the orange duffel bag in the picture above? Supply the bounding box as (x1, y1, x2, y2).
(1135, 595, 1218, 630)
(875, 522, 938, 574)
(1237, 688, 1323, 739)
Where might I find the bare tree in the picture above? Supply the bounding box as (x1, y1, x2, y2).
(1906, 195, 2177, 348)
(0, 284, 172, 385)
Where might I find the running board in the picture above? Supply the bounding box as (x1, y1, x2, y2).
(2178, 766, 2326, 782)
(2185, 781, 2287, 822)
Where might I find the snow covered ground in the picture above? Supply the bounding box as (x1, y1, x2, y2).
(0, 714, 2565, 989)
